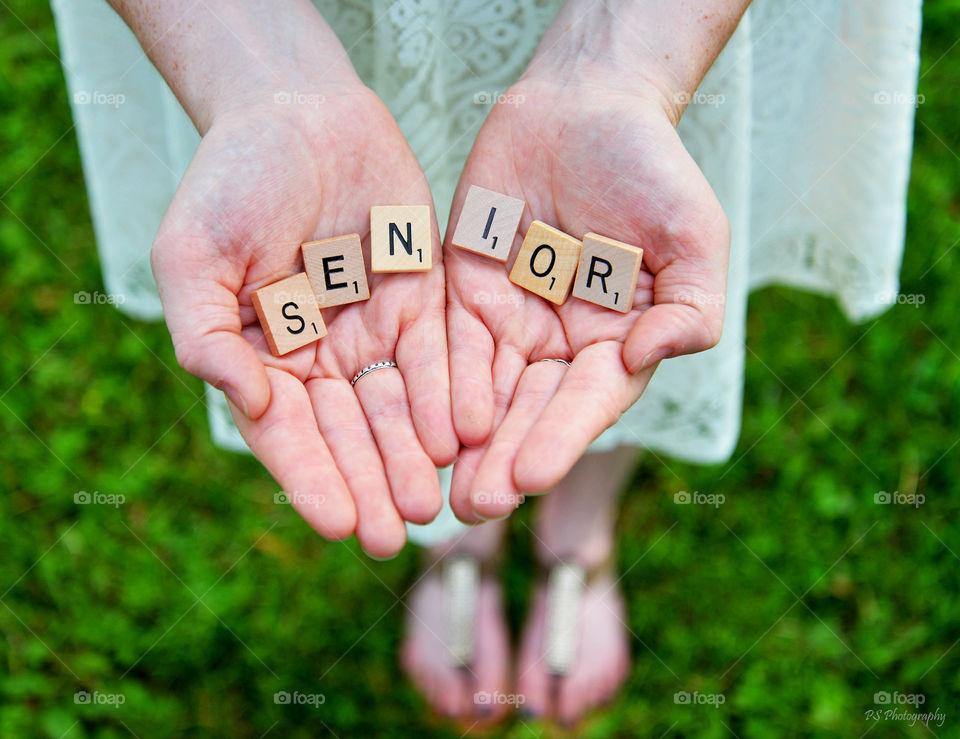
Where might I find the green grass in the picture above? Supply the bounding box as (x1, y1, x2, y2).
(2, 1, 959, 737)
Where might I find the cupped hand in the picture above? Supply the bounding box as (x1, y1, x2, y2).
(152, 84, 456, 557)
(445, 78, 730, 522)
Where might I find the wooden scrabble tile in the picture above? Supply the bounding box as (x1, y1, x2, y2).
(508, 221, 581, 305)
(572, 233, 643, 313)
(451, 185, 525, 262)
(370, 205, 432, 272)
(302, 234, 369, 308)
(251, 273, 327, 356)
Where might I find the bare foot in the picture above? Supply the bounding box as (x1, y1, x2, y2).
(400, 522, 510, 721)
(516, 570, 630, 724)
(516, 447, 637, 724)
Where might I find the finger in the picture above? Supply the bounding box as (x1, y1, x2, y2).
(353, 366, 443, 525)
(229, 367, 356, 540)
(490, 345, 531, 428)
(470, 359, 569, 520)
(513, 343, 654, 493)
(153, 240, 270, 420)
(448, 346, 527, 522)
(622, 303, 724, 373)
(396, 302, 458, 466)
(447, 302, 495, 446)
(307, 377, 407, 559)
(622, 261, 727, 374)
(449, 445, 488, 524)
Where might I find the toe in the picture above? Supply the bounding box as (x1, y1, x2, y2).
(438, 672, 468, 718)
(469, 581, 512, 720)
(557, 673, 590, 725)
(401, 576, 470, 717)
(515, 589, 552, 719)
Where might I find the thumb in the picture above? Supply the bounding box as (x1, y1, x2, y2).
(622, 261, 727, 374)
(152, 238, 271, 420)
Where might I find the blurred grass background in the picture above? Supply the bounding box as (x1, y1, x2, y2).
(1, 1, 959, 737)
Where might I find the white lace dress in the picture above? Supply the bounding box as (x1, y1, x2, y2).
(51, 0, 922, 546)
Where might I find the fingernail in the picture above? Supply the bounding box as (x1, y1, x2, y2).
(474, 510, 510, 522)
(638, 347, 671, 372)
(223, 384, 248, 417)
(366, 551, 399, 562)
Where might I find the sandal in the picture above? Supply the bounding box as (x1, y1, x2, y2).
(538, 553, 622, 717)
(441, 553, 481, 667)
(543, 561, 587, 675)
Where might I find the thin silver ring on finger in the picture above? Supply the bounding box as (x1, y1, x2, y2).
(538, 358, 571, 367)
(351, 360, 399, 386)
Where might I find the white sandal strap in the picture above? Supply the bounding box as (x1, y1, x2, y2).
(442, 554, 480, 667)
(543, 561, 586, 675)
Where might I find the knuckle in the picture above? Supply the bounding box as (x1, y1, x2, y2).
(363, 395, 411, 425)
(491, 387, 515, 412)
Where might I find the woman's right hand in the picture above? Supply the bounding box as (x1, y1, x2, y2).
(150, 83, 455, 559)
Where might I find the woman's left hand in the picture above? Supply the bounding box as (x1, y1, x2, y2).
(444, 77, 730, 522)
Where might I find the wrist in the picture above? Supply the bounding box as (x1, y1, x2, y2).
(193, 29, 362, 133)
(521, 0, 750, 127)
(110, 0, 361, 134)
(201, 70, 366, 136)
(518, 54, 680, 128)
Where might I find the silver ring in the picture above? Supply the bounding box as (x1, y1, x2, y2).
(351, 360, 398, 386)
(539, 358, 571, 367)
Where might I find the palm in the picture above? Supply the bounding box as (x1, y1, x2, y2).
(153, 87, 455, 557)
(445, 80, 729, 521)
